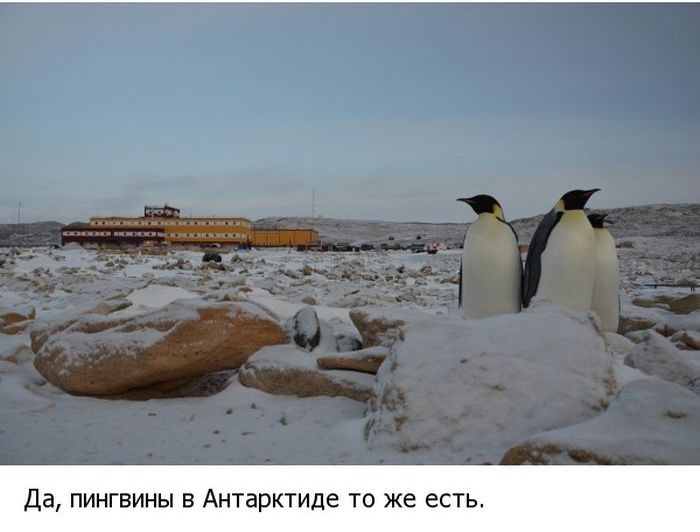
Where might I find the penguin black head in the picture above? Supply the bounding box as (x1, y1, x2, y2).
(457, 195, 504, 218)
(557, 189, 600, 211)
(587, 213, 614, 228)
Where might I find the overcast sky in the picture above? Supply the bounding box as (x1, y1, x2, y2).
(1, 3, 699, 224)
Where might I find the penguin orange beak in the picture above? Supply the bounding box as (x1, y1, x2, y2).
(582, 188, 601, 197)
(457, 198, 475, 204)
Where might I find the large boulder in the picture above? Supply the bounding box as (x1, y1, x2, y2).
(362, 304, 615, 461)
(501, 379, 700, 464)
(624, 331, 700, 395)
(239, 345, 374, 402)
(33, 299, 286, 396)
(669, 293, 700, 315)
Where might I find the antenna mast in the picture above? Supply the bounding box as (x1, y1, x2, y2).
(312, 189, 316, 219)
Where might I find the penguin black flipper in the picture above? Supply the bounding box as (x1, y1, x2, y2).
(522, 208, 563, 308)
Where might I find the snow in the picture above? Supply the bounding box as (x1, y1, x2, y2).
(503, 379, 700, 464)
(0, 205, 699, 464)
(363, 303, 615, 462)
(119, 284, 199, 316)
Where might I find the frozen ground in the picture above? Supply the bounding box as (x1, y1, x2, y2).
(0, 207, 698, 464)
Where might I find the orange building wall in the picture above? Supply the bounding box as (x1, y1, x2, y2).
(89, 217, 252, 244)
(251, 229, 319, 247)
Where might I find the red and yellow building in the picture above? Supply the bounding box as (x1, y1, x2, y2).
(61, 205, 319, 248)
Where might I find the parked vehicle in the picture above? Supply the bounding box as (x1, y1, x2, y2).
(202, 252, 222, 263)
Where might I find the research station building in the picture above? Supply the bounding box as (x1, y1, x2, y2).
(61, 204, 319, 248)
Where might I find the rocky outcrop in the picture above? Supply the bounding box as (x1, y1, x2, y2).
(239, 345, 374, 402)
(501, 379, 700, 464)
(33, 300, 286, 396)
(623, 331, 700, 395)
(363, 305, 616, 457)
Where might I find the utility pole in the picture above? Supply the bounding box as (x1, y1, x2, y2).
(312, 189, 315, 219)
(17, 201, 21, 225)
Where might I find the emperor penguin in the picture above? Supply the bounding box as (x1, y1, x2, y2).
(587, 213, 620, 332)
(522, 189, 599, 310)
(457, 195, 521, 319)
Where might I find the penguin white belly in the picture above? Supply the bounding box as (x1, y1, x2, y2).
(591, 229, 620, 332)
(538, 211, 596, 311)
(461, 217, 521, 319)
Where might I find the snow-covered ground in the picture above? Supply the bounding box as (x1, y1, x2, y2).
(1, 222, 698, 464)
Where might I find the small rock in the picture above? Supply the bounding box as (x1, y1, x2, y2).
(335, 333, 362, 353)
(0, 305, 36, 327)
(618, 316, 656, 335)
(349, 309, 405, 348)
(671, 331, 700, 350)
(89, 299, 133, 316)
(317, 347, 389, 374)
(239, 345, 374, 402)
(624, 330, 700, 395)
(286, 306, 321, 351)
(632, 295, 673, 309)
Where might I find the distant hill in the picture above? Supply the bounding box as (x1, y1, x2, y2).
(254, 203, 700, 246)
(1, 203, 697, 248)
(0, 221, 63, 247)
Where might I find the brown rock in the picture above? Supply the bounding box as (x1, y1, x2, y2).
(671, 330, 700, 350)
(1, 321, 30, 335)
(1, 305, 36, 326)
(618, 316, 656, 335)
(349, 310, 405, 348)
(624, 330, 700, 395)
(302, 296, 317, 305)
(0, 344, 34, 364)
(631, 296, 673, 309)
(501, 442, 614, 465)
(239, 345, 374, 402)
(669, 294, 700, 315)
(89, 299, 133, 316)
(317, 347, 389, 374)
(33, 300, 286, 396)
